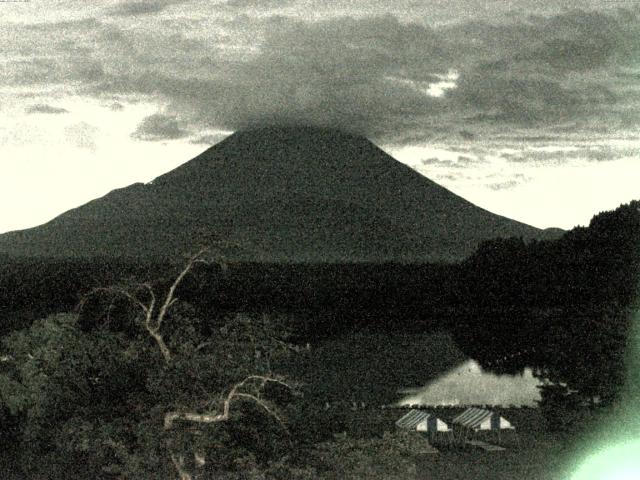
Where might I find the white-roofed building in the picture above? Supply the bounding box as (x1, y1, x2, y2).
(396, 409, 453, 444)
(452, 407, 513, 431)
(451, 407, 518, 445)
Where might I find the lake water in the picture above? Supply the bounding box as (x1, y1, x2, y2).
(397, 359, 542, 407)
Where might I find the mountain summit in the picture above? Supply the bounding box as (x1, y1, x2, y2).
(0, 126, 556, 262)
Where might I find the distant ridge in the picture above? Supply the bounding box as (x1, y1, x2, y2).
(0, 126, 561, 262)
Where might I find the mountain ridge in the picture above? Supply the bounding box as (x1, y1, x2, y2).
(0, 126, 562, 262)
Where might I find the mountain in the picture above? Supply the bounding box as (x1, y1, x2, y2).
(0, 126, 561, 262)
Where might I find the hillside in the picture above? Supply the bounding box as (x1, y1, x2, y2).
(0, 126, 559, 262)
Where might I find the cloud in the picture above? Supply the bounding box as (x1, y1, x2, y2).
(190, 133, 231, 145)
(451, 74, 584, 123)
(131, 10, 640, 140)
(223, 0, 296, 8)
(420, 155, 478, 168)
(487, 180, 520, 190)
(502, 143, 640, 164)
(107, 1, 182, 17)
(1, 19, 108, 89)
(25, 104, 69, 114)
(443, 8, 640, 70)
(90, 15, 449, 143)
(3, 7, 640, 147)
(131, 113, 189, 141)
(436, 173, 466, 182)
(443, 9, 639, 126)
(64, 122, 98, 150)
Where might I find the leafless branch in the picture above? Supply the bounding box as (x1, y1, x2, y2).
(163, 374, 295, 430)
(77, 248, 209, 364)
(194, 341, 212, 352)
(155, 248, 209, 333)
(164, 411, 226, 429)
(170, 452, 193, 480)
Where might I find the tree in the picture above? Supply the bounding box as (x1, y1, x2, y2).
(454, 201, 639, 425)
(1, 249, 303, 479)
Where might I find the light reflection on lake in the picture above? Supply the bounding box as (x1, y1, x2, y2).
(397, 359, 542, 407)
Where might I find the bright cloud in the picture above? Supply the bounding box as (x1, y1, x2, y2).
(0, 96, 206, 233)
(388, 138, 640, 229)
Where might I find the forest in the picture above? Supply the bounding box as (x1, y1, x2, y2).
(0, 200, 638, 479)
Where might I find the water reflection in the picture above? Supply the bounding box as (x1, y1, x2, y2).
(397, 359, 542, 407)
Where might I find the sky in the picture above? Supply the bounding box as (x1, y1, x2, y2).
(0, 0, 639, 233)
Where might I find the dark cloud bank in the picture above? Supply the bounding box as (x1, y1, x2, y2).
(7, 6, 640, 143)
(107, 0, 185, 17)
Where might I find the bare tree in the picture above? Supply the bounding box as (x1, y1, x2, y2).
(164, 374, 294, 430)
(79, 247, 300, 480)
(79, 248, 209, 363)
(165, 373, 297, 480)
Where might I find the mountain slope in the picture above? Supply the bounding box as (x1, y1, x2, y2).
(0, 126, 559, 262)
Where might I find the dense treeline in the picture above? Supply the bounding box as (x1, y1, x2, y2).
(1, 201, 638, 404)
(452, 200, 640, 407)
(0, 259, 458, 339)
(0, 257, 176, 335)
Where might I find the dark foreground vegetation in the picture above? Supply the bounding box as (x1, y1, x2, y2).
(0, 201, 638, 478)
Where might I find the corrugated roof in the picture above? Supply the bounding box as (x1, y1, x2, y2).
(396, 410, 431, 429)
(395, 410, 450, 432)
(452, 407, 513, 431)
